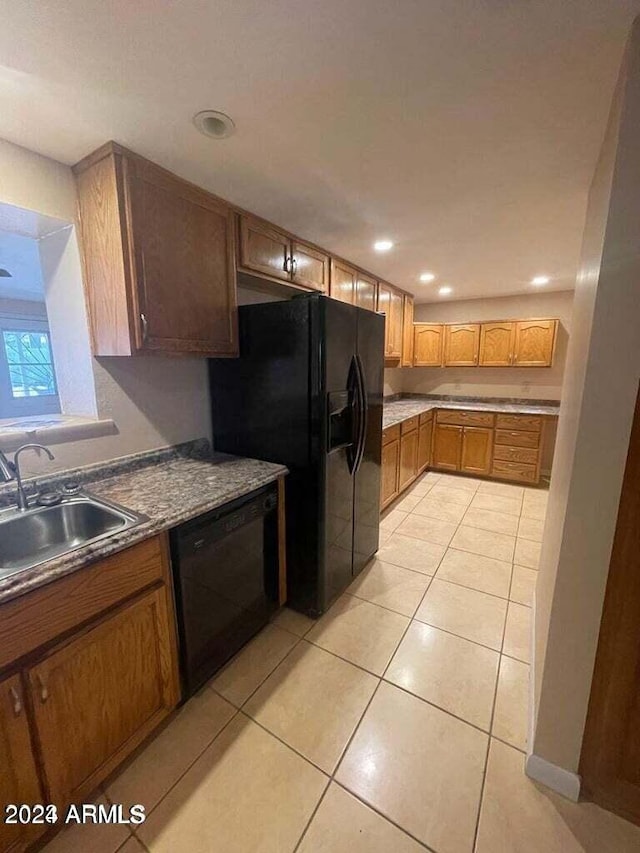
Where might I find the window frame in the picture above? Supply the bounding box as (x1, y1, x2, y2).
(0, 315, 61, 418)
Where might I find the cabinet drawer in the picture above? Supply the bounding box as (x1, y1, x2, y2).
(495, 429, 540, 448)
(401, 416, 419, 435)
(383, 424, 401, 445)
(437, 410, 495, 427)
(419, 410, 434, 425)
(492, 460, 538, 483)
(495, 414, 542, 433)
(493, 445, 539, 464)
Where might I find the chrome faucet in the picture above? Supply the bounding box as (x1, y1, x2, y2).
(0, 450, 16, 482)
(13, 444, 55, 511)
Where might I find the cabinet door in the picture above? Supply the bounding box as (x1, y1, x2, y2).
(417, 418, 433, 473)
(126, 158, 238, 355)
(291, 241, 329, 292)
(381, 439, 400, 508)
(432, 424, 462, 470)
(479, 322, 515, 366)
(461, 427, 493, 475)
(513, 320, 557, 366)
(355, 272, 377, 312)
(330, 259, 357, 304)
(401, 296, 414, 366)
(444, 324, 480, 366)
(0, 674, 43, 853)
(239, 215, 291, 282)
(378, 284, 403, 359)
(28, 588, 178, 807)
(399, 430, 419, 491)
(413, 324, 444, 366)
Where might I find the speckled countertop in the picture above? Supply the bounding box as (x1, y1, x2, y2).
(383, 396, 561, 429)
(0, 440, 287, 606)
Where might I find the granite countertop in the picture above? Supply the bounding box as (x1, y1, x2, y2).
(383, 396, 561, 429)
(0, 441, 287, 606)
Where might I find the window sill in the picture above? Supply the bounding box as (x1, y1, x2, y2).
(0, 414, 117, 452)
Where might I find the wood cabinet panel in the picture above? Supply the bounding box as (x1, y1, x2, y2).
(479, 322, 515, 366)
(461, 427, 493, 475)
(330, 259, 357, 305)
(432, 424, 462, 471)
(413, 324, 444, 366)
(239, 216, 290, 282)
(493, 445, 539, 464)
(437, 410, 495, 427)
(491, 460, 538, 483)
(495, 414, 543, 432)
(355, 272, 377, 311)
(291, 241, 329, 292)
(444, 324, 480, 366)
(495, 429, 540, 449)
(401, 416, 419, 435)
(513, 319, 557, 366)
(417, 417, 433, 473)
(28, 587, 178, 806)
(377, 283, 403, 359)
(381, 439, 400, 508)
(401, 296, 414, 366)
(0, 674, 43, 853)
(399, 431, 419, 491)
(382, 424, 401, 445)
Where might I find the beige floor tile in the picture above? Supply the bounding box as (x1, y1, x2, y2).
(503, 602, 532, 663)
(375, 532, 446, 575)
(450, 525, 516, 562)
(462, 506, 519, 536)
(378, 527, 393, 546)
(416, 579, 507, 650)
(337, 681, 487, 853)
(347, 558, 430, 616)
(138, 715, 327, 853)
(428, 485, 475, 506)
(436, 548, 512, 598)
(469, 492, 523, 516)
(386, 621, 499, 730)
(42, 797, 131, 853)
(210, 624, 298, 707)
(421, 471, 443, 484)
(476, 739, 640, 853)
(107, 689, 235, 814)
(396, 513, 457, 547)
(492, 656, 529, 751)
(271, 606, 316, 637)
(518, 514, 545, 542)
(437, 473, 482, 491)
(521, 496, 547, 521)
(390, 491, 423, 512)
(244, 642, 377, 773)
(298, 782, 425, 852)
(477, 481, 525, 499)
(380, 508, 408, 532)
(510, 565, 538, 606)
(412, 494, 468, 524)
(117, 839, 145, 853)
(406, 478, 435, 497)
(514, 537, 542, 569)
(307, 594, 409, 675)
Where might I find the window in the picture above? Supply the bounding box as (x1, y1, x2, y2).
(0, 317, 60, 418)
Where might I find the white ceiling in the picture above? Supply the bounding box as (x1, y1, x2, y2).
(0, 1, 638, 302)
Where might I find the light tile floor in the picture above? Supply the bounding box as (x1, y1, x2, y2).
(44, 472, 640, 853)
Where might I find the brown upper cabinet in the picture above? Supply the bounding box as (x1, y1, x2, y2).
(479, 321, 515, 367)
(74, 143, 238, 358)
(330, 259, 357, 304)
(378, 282, 404, 360)
(290, 241, 330, 292)
(413, 323, 444, 366)
(401, 296, 414, 367)
(355, 271, 377, 311)
(512, 319, 557, 366)
(443, 324, 480, 366)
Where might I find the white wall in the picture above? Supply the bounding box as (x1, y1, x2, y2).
(0, 137, 213, 474)
(392, 291, 573, 401)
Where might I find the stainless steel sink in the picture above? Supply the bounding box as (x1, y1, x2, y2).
(0, 494, 145, 580)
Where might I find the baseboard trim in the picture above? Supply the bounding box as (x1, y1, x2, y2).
(525, 753, 581, 802)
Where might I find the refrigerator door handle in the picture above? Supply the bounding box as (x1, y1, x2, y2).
(345, 357, 360, 474)
(353, 354, 368, 474)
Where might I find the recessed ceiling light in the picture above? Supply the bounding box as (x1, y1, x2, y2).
(193, 110, 236, 139)
(439, 286, 452, 296)
(419, 272, 436, 283)
(373, 239, 393, 252)
(531, 275, 550, 286)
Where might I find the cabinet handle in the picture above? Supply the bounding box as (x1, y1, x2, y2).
(140, 313, 148, 343)
(9, 686, 22, 716)
(36, 675, 49, 703)
(283, 255, 291, 273)
(291, 257, 298, 276)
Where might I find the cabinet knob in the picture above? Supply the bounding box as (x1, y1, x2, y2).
(283, 256, 292, 273)
(140, 313, 149, 343)
(291, 257, 298, 276)
(36, 674, 49, 703)
(9, 686, 22, 717)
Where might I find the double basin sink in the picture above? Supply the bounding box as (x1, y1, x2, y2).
(0, 494, 144, 581)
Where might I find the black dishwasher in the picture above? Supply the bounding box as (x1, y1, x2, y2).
(170, 484, 280, 697)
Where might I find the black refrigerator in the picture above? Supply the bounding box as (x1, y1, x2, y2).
(209, 293, 384, 617)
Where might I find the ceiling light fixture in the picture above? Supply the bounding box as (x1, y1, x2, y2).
(419, 272, 436, 283)
(531, 275, 550, 286)
(439, 286, 452, 296)
(193, 110, 236, 139)
(373, 239, 393, 252)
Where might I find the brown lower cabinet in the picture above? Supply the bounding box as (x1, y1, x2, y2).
(432, 423, 462, 471)
(399, 420, 419, 491)
(432, 424, 493, 475)
(0, 535, 179, 851)
(417, 412, 433, 472)
(381, 425, 401, 509)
